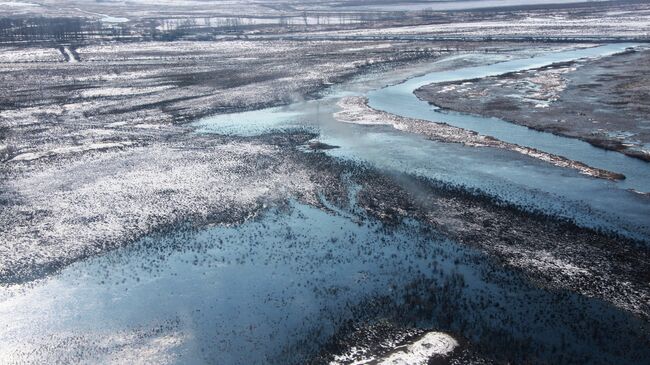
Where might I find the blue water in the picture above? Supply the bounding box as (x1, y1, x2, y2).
(3, 45, 650, 365)
(194, 107, 305, 136)
(192, 45, 650, 240)
(1, 202, 647, 364)
(368, 43, 650, 192)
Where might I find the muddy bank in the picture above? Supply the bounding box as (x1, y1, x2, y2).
(415, 48, 650, 162)
(335, 96, 625, 180)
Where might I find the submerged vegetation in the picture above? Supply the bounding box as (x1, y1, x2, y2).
(1, 0, 649, 364)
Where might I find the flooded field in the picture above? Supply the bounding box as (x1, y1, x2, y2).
(2, 201, 648, 364)
(197, 45, 650, 240)
(3, 43, 648, 364)
(1, 1, 650, 364)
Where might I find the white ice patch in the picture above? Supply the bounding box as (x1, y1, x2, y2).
(9, 142, 134, 162)
(378, 332, 458, 364)
(62, 47, 77, 63)
(0, 1, 39, 6)
(501, 247, 591, 278)
(193, 106, 303, 136)
(331, 332, 458, 365)
(81, 86, 173, 98)
(0, 47, 62, 63)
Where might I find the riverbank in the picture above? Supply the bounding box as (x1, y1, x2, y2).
(415, 48, 650, 162)
(335, 96, 625, 180)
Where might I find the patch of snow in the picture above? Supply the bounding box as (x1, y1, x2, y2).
(378, 332, 458, 365)
(106, 121, 129, 128)
(0, 141, 319, 282)
(0, 47, 63, 63)
(330, 331, 458, 365)
(81, 86, 173, 98)
(0, 1, 39, 6)
(10, 142, 134, 162)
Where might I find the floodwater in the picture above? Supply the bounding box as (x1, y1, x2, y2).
(195, 44, 650, 240)
(368, 43, 650, 192)
(2, 44, 649, 364)
(1, 202, 647, 364)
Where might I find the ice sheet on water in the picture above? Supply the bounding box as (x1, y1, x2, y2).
(193, 106, 306, 136)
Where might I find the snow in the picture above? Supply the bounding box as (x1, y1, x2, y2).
(340, 0, 609, 11)
(81, 86, 174, 98)
(0, 1, 39, 6)
(9, 142, 134, 162)
(378, 332, 458, 365)
(330, 332, 458, 365)
(73, 8, 129, 23)
(0, 141, 319, 282)
(0, 47, 63, 63)
(297, 10, 650, 39)
(62, 47, 77, 63)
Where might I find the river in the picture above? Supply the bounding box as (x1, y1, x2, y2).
(195, 44, 650, 240)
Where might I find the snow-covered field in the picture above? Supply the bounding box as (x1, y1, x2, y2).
(0, 47, 63, 63)
(0, 138, 326, 282)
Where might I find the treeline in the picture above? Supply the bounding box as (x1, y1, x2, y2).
(0, 17, 131, 43)
(0, 15, 304, 43)
(0, 10, 461, 44)
(0, 12, 411, 44)
(0, 16, 229, 43)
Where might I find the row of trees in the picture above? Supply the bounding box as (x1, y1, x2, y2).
(0, 11, 412, 44)
(0, 17, 131, 43)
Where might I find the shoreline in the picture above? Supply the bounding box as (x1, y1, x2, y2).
(414, 48, 650, 163)
(335, 96, 626, 181)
